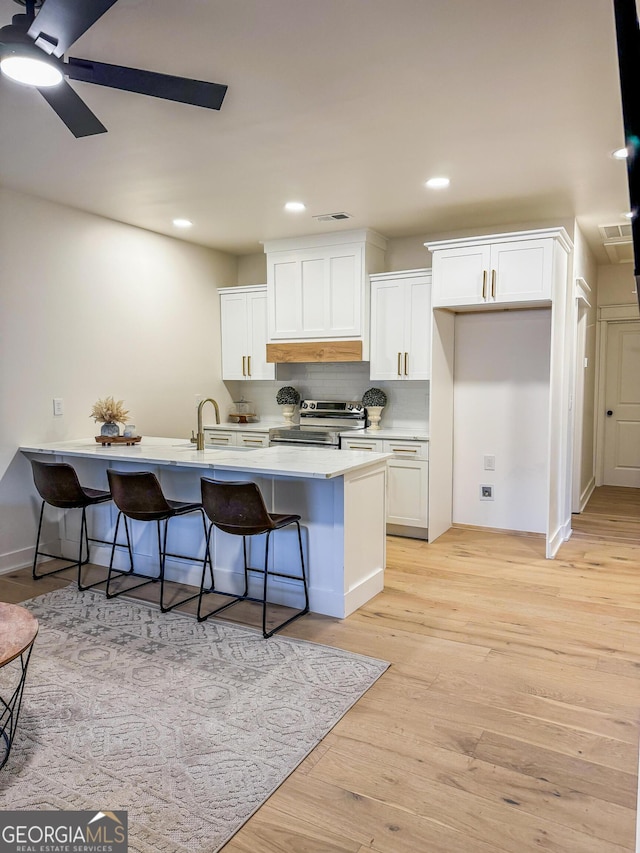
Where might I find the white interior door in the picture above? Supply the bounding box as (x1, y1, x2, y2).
(603, 321, 640, 486)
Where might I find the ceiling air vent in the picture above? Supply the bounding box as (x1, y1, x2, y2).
(598, 223, 633, 240)
(313, 212, 353, 222)
(598, 223, 634, 263)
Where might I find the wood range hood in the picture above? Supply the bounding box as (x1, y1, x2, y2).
(265, 340, 363, 363)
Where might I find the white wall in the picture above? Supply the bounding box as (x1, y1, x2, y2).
(0, 188, 236, 572)
(571, 224, 598, 510)
(452, 310, 551, 533)
(597, 263, 638, 307)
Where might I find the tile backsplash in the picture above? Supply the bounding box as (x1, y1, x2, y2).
(225, 362, 429, 429)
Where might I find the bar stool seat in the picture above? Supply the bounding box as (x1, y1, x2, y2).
(106, 469, 211, 612)
(30, 459, 111, 590)
(198, 478, 309, 638)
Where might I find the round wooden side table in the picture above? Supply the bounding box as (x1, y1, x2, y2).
(0, 603, 38, 769)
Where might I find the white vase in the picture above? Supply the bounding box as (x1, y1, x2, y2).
(367, 406, 384, 430)
(281, 404, 296, 425)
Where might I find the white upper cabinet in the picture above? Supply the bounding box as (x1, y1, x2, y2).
(369, 269, 431, 380)
(263, 229, 387, 355)
(219, 285, 275, 380)
(427, 228, 572, 310)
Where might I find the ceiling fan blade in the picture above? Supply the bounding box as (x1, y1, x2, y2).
(27, 0, 119, 57)
(66, 57, 228, 110)
(38, 79, 107, 137)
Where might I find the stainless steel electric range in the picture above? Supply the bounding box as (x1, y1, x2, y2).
(268, 400, 366, 449)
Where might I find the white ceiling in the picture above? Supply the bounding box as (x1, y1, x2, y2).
(0, 0, 631, 261)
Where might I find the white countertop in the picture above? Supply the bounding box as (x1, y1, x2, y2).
(341, 428, 429, 441)
(20, 437, 390, 480)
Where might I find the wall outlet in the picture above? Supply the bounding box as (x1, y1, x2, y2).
(53, 397, 64, 416)
(480, 484, 494, 501)
(483, 454, 495, 471)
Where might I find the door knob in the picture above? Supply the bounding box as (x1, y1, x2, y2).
(606, 410, 614, 416)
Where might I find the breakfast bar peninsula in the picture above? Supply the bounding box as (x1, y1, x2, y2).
(19, 437, 389, 618)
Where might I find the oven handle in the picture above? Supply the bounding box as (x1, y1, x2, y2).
(269, 438, 338, 448)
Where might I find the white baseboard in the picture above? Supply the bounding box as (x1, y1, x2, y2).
(546, 520, 572, 559)
(0, 541, 58, 575)
(579, 477, 596, 512)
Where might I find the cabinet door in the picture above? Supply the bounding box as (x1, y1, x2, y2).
(405, 276, 431, 379)
(220, 291, 249, 380)
(490, 239, 553, 304)
(268, 245, 363, 340)
(370, 279, 406, 380)
(269, 256, 301, 339)
(431, 245, 491, 308)
(246, 290, 275, 379)
(386, 459, 428, 527)
(326, 245, 362, 337)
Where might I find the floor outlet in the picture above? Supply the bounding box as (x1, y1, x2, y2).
(480, 485, 494, 501)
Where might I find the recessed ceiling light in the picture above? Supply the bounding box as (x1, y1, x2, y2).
(425, 177, 450, 189)
(612, 147, 629, 160)
(623, 211, 634, 219)
(284, 201, 306, 212)
(172, 218, 193, 228)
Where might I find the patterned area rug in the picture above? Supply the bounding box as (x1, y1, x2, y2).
(0, 587, 388, 852)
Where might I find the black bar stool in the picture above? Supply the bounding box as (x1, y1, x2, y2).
(106, 469, 212, 612)
(198, 478, 309, 638)
(30, 458, 111, 590)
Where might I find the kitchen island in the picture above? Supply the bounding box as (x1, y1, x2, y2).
(19, 437, 389, 618)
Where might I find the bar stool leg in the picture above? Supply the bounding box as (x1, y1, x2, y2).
(160, 510, 210, 614)
(76, 507, 110, 591)
(106, 513, 158, 599)
(262, 522, 309, 639)
(31, 501, 47, 580)
(262, 530, 272, 638)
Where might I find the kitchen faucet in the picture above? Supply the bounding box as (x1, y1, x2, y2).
(195, 398, 220, 450)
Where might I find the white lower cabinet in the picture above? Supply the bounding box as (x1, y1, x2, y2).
(203, 428, 270, 449)
(341, 436, 428, 538)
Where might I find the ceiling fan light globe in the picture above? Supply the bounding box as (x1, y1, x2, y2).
(0, 54, 63, 87)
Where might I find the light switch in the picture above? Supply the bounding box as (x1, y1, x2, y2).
(53, 398, 64, 416)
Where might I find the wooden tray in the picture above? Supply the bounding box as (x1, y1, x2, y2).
(95, 435, 141, 446)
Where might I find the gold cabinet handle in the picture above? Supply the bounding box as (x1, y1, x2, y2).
(491, 269, 496, 298)
(482, 270, 487, 300)
(404, 352, 409, 376)
(397, 352, 402, 376)
(242, 356, 247, 376)
(242, 439, 264, 444)
(247, 355, 251, 376)
(391, 447, 418, 453)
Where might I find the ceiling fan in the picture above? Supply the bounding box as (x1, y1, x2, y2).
(0, 0, 228, 137)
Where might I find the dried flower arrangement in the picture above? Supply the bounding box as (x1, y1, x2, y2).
(90, 396, 130, 425)
(362, 387, 387, 407)
(276, 386, 300, 405)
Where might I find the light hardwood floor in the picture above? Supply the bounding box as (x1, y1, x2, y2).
(3, 486, 640, 853)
